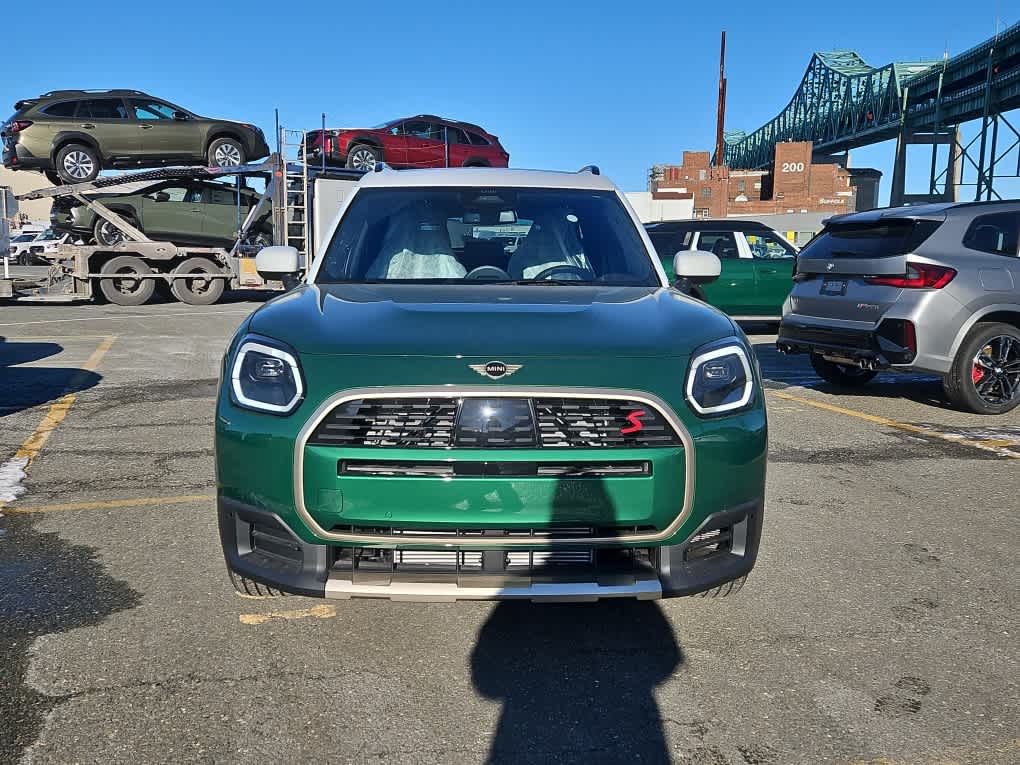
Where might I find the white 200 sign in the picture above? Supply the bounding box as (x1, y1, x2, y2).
(781, 161, 805, 172)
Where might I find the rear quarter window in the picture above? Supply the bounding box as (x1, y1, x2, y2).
(798, 219, 942, 259)
(41, 101, 78, 118)
(962, 212, 1020, 256)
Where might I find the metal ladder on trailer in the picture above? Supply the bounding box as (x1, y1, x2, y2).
(277, 128, 311, 266)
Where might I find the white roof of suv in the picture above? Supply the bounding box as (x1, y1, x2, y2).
(355, 166, 617, 191)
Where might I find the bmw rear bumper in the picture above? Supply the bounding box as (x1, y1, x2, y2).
(218, 496, 763, 601)
(777, 317, 919, 370)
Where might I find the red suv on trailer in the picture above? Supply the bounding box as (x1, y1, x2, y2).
(303, 115, 509, 170)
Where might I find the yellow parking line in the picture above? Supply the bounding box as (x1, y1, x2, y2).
(5, 493, 214, 514)
(13, 335, 116, 466)
(239, 604, 337, 625)
(770, 390, 1020, 460)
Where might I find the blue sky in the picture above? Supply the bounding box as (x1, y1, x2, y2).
(3, 0, 1014, 202)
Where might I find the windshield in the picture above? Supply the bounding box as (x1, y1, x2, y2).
(316, 187, 659, 286)
(35, 229, 61, 241)
(12, 233, 36, 242)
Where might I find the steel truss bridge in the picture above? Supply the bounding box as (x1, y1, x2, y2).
(722, 21, 1020, 203)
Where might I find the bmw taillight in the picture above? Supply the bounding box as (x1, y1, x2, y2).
(9, 120, 32, 133)
(863, 262, 956, 289)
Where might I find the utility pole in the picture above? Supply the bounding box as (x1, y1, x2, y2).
(715, 31, 727, 167)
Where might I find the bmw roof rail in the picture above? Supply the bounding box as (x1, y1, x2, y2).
(577, 165, 600, 175)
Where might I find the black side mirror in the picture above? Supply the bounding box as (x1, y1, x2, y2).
(154, 192, 171, 202)
(172, 111, 190, 121)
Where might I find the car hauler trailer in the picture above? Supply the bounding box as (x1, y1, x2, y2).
(0, 139, 363, 305)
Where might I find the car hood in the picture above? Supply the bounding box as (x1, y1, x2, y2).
(247, 283, 736, 358)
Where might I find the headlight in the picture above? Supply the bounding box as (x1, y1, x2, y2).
(230, 339, 304, 414)
(685, 342, 755, 416)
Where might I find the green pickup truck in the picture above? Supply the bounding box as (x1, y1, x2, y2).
(215, 167, 767, 602)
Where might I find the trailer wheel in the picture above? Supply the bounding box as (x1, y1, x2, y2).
(170, 257, 226, 305)
(98, 256, 156, 306)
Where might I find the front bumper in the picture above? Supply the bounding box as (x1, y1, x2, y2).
(219, 495, 764, 601)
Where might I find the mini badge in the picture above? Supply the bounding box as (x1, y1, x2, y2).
(469, 361, 522, 380)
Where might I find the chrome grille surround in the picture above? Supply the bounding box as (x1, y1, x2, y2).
(293, 386, 695, 547)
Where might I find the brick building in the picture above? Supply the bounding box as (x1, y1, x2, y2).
(651, 141, 863, 219)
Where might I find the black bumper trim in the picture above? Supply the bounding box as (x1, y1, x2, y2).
(777, 320, 914, 367)
(218, 497, 764, 600)
(218, 497, 328, 598)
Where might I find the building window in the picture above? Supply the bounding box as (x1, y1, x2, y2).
(698, 169, 707, 181)
(694, 208, 710, 219)
(701, 187, 711, 198)
(737, 180, 745, 192)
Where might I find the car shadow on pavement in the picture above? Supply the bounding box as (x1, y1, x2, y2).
(0, 336, 102, 417)
(750, 341, 953, 410)
(470, 478, 683, 765)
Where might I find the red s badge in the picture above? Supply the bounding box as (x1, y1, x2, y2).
(621, 410, 646, 434)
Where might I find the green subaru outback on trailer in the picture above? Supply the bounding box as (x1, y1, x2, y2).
(216, 167, 767, 602)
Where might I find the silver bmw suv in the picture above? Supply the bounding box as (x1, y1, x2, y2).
(777, 201, 1020, 414)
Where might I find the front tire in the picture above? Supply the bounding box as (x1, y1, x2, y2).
(229, 570, 288, 598)
(207, 137, 245, 168)
(943, 322, 1020, 414)
(345, 144, 379, 171)
(94, 215, 137, 246)
(55, 143, 100, 183)
(809, 354, 877, 387)
(169, 257, 226, 305)
(97, 255, 155, 306)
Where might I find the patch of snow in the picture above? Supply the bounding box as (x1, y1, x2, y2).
(0, 456, 29, 503)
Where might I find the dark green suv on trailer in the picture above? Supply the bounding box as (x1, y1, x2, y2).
(50, 179, 274, 248)
(2, 89, 270, 184)
(216, 167, 767, 602)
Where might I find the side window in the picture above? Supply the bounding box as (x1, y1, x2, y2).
(145, 186, 189, 202)
(745, 231, 796, 259)
(402, 121, 439, 140)
(80, 99, 129, 119)
(206, 186, 236, 205)
(444, 126, 468, 144)
(130, 100, 176, 120)
(467, 132, 491, 146)
(41, 101, 78, 118)
(962, 212, 1020, 256)
(696, 231, 740, 259)
(647, 231, 679, 257)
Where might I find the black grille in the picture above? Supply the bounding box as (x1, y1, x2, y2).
(308, 396, 681, 449)
(533, 398, 679, 448)
(310, 397, 458, 448)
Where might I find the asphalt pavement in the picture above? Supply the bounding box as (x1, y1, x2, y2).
(0, 299, 1017, 765)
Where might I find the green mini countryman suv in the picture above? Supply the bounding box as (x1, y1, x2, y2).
(215, 167, 767, 602)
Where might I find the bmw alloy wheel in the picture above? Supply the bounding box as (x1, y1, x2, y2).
(214, 143, 242, 167)
(971, 335, 1020, 405)
(349, 147, 377, 170)
(63, 151, 95, 180)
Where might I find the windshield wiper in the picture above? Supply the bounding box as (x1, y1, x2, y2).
(512, 279, 588, 286)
